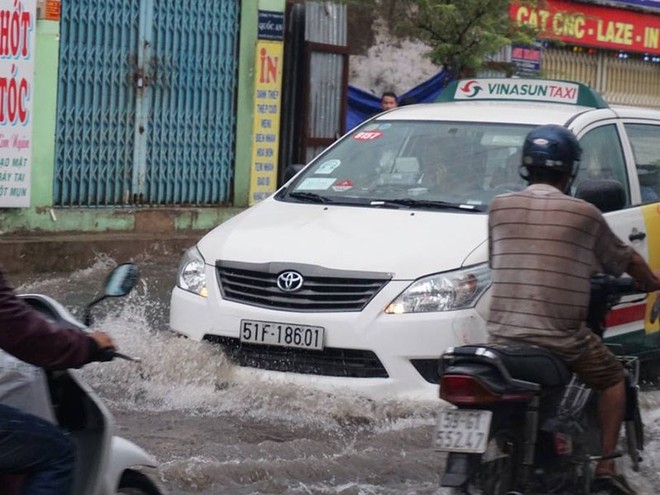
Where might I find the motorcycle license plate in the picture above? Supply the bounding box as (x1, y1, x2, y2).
(434, 409, 492, 453)
(240, 319, 324, 350)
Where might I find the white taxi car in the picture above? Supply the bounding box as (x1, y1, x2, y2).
(170, 78, 660, 400)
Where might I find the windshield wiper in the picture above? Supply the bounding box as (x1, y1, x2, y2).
(369, 198, 485, 212)
(288, 191, 334, 204)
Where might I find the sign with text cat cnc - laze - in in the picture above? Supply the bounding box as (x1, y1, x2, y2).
(0, 0, 34, 208)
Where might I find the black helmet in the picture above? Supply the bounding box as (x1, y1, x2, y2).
(521, 124, 581, 176)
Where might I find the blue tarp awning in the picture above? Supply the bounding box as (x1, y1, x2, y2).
(346, 70, 454, 130)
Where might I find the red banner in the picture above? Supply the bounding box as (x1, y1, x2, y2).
(44, 0, 60, 21)
(510, 0, 660, 55)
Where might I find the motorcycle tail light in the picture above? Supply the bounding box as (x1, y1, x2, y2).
(554, 432, 573, 455)
(440, 374, 533, 405)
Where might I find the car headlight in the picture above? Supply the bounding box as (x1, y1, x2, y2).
(385, 263, 491, 314)
(177, 246, 208, 298)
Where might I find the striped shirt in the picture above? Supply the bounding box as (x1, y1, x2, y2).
(487, 184, 632, 360)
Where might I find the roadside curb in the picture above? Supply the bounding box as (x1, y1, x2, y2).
(0, 231, 203, 274)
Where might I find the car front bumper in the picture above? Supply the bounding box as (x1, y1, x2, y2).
(170, 277, 489, 401)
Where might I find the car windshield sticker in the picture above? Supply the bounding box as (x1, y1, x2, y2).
(297, 178, 336, 190)
(332, 179, 353, 192)
(315, 159, 341, 174)
(353, 130, 383, 141)
(408, 187, 428, 196)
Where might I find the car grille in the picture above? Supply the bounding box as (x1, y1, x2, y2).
(216, 260, 391, 312)
(203, 335, 389, 378)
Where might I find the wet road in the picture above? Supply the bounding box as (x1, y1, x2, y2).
(11, 257, 660, 494)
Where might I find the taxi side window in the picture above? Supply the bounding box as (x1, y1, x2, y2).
(575, 124, 630, 208)
(623, 123, 660, 204)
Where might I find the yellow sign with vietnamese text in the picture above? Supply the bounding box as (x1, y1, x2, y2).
(642, 203, 660, 334)
(249, 39, 283, 205)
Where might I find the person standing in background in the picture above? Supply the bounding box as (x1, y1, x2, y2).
(380, 91, 398, 111)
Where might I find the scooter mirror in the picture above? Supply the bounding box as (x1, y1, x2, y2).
(104, 263, 139, 297)
(83, 263, 140, 327)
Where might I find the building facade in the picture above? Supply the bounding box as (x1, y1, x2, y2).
(0, 0, 286, 236)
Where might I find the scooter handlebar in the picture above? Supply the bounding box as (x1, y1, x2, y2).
(93, 348, 141, 363)
(590, 274, 639, 297)
(587, 275, 645, 338)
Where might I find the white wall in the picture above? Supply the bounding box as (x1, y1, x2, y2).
(348, 18, 441, 96)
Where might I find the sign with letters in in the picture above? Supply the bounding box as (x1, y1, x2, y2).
(249, 11, 285, 205)
(0, 0, 35, 208)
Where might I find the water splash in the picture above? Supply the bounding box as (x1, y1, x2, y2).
(77, 271, 438, 435)
(18, 259, 660, 494)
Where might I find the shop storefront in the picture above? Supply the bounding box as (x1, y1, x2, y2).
(511, 0, 660, 108)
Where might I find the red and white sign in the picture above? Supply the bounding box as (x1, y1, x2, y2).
(332, 179, 353, 192)
(455, 79, 580, 104)
(0, 0, 35, 208)
(353, 131, 383, 141)
(511, 0, 660, 55)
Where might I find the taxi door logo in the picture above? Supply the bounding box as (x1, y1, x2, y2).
(458, 80, 483, 98)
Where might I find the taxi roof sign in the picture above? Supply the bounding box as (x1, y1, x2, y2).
(436, 78, 609, 109)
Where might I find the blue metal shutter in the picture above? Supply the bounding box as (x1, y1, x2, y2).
(54, 0, 239, 206)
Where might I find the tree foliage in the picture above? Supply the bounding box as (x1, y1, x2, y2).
(345, 0, 540, 75)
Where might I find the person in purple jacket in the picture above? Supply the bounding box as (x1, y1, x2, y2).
(0, 267, 116, 495)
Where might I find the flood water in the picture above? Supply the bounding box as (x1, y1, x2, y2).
(11, 257, 660, 494)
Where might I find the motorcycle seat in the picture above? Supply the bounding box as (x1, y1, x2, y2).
(450, 343, 572, 387)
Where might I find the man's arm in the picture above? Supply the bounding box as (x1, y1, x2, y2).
(0, 270, 113, 369)
(626, 251, 660, 292)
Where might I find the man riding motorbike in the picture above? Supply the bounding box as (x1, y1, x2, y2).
(487, 124, 660, 494)
(0, 266, 116, 495)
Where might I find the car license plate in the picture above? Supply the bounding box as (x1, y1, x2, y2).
(434, 409, 492, 453)
(240, 319, 324, 350)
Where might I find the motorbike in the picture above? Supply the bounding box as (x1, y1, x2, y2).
(0, 263, 164, 495)
(435, 274, 653, 494)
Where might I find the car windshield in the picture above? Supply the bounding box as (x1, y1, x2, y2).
(280, 120, 536, 211)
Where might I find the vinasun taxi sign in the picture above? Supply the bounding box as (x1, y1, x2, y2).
(437, 78, 609, 108)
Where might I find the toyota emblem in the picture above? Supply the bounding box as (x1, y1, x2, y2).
(276, 271, 304, 292)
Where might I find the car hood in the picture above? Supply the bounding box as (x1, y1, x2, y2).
(198, 199, 488, 279)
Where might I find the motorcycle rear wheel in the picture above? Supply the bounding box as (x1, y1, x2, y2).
(451, 427, 521, 495)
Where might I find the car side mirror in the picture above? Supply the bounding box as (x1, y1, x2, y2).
(283, 164, 305, 183)
(575, 179, 626, 213)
